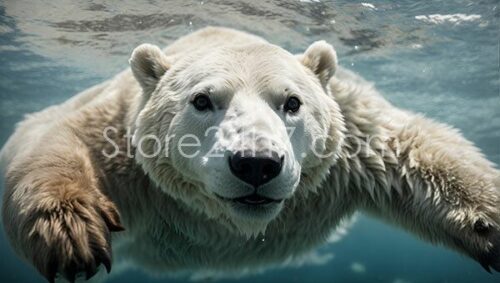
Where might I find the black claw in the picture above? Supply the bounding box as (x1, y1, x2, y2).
(92, 244, 113, 274)
(102, 255, 112, 273)
(479, 260, 492, 273)
(108, 223, 126, 232)
(66, 273, 76, 283)
(44, 269, 57, 283)
(85, 262, 98, 280)
(41, 254, 58, 283)
(43, 273, 56, 283)
(64, 264, 77, 283)
(99, 207, 125, 233)
(96, 247, 112, 273)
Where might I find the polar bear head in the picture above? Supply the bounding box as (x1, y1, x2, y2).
(129, 37, 345, 236)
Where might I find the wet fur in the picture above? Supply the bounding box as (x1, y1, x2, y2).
(1, 27, 499, 282)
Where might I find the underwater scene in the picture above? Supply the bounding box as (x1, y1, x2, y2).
(0, 1, 499, 283)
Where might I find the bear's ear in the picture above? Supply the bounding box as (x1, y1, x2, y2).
(299, 40, 337, 88)
(129, 43, 170, 95)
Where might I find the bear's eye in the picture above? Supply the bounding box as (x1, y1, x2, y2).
(192, 94, 213, 111)
(284, 96, 301, 113)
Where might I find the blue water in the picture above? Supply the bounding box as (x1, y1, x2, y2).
(0, 1, 499, 282)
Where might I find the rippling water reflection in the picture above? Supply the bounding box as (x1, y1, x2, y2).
(0, 1, 499, 282)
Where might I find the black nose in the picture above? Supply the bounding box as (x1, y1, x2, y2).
(229, 151, 283, 188)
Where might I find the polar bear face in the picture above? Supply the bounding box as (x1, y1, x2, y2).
(130, 40, 345, 235)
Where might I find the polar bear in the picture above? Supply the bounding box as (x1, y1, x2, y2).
(1, 27, 499, 282)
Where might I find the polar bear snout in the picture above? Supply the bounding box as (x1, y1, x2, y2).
(229, 151, 284, 188)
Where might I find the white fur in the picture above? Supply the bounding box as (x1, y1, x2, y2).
(1, 27, 500, 280)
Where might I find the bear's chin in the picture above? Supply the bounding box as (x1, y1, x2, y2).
(222, 201, 284, 238)
(229, 200, 283, 220)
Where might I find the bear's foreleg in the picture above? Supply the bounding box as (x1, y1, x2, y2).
(2, 132, 124, 282)
(361, 115, 500, 271)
